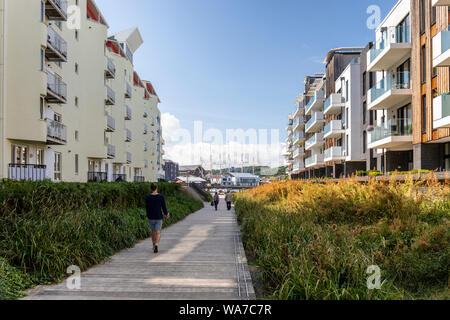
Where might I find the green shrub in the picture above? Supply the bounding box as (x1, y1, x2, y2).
(0, 181, 203, 300)
(235, 180, 449, 300)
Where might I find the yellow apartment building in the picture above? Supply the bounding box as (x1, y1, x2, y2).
(0, 0, 165, 182)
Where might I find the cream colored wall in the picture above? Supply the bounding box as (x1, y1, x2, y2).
(1, 0, 164, 182)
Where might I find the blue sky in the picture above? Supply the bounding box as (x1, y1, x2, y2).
(95, 0, 398, 166)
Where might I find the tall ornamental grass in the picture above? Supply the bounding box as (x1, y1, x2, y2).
(0, 181, 203, 300)
(235, 176, 449, 300)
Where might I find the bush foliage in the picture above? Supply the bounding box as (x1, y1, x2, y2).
(0, 181, 203, 300)
(234, 176, 450, 300)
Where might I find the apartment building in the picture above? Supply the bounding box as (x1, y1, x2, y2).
(0, 0, 164, 183)
(323, 48, 366, 178)
(366, 0, 449, 173)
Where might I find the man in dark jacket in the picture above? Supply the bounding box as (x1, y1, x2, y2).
(145, 183, 170, 253)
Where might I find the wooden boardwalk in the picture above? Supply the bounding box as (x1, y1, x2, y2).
(24, 200, 255, 300)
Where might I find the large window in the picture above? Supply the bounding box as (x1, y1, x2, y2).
(422, 95, 427, 133)
(363, 131, 367, 154)
(11, 145, 28, 165)
(420, 0, 426, 34)
(54, 153, 62, 181)
(363, 102, 367, 125)
(421, 45, 427, 83)
(397, 14, 410, 43)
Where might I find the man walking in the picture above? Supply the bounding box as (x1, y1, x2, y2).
(225, 191, 233, 211)
(145, 183, 170, 253)
(213, 192, 220, 211)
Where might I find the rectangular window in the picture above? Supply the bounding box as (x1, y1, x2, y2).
(363, 131, 367, 154)
(420, 0, 426, 34)
(40, 49, 45, 71)
(345, 81, 349, 102)
(41, 1, 45, 22)
(363, 102, 367, 125)
(54, 152, 62, 181)
(40, 97, 44, 120)
(369, 110, 374, 125)
(75, 130, 79, 141)
(422, 95, 427, 133)
(75, 154, 79, 175)
(421, 45, 426, 83)
(431, 6, 437, 26)
(362, 72, 367, 94)
(36, 149, 44, 165)
(345, 135, 349, 156)
(12, 145, 28, 165)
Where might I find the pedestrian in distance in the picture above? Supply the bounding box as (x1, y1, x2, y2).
(225, 191, 233, 211)
(145, 183, 170, 254)
(213, 192, 220, 211)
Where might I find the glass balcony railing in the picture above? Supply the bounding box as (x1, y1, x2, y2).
(324, 120, 343, 136)
(324, 94, 345, 113)
(47, 72, 67, 103)
(324, 146, 344, 160)
(47, 26, 67, 60)
(369, 26, 411, 64)
(370, 118, 412, 144)
(106, 58, 116, 78)
(106, 85, 115, 104)
(432, 26, 450, 66)
(306, 112, 323, 131)
(305, 96, 316, 114)
(369, 71, 411, 103)
(47, 119, 67, 143)
(305, 155, 318, 167)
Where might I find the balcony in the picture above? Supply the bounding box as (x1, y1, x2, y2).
(324, 146, 345, 163)
(432, 27, 450, 68)
(286, 118, 293, 131)
(305, 154, 324, 169)
(292, 161, 305, 173)
(88, 172, 107, 183)
(134, 176, 145, 182)
(293, 147, 305, 159)
(286, 157, 294, 164)
(113, 174, 126, 182)
(107, 144, 115, 159)
(293, 116, 305, 131)
(432, 0, 450, 6)
(369, 118, 413, 150)
(324, 120, 345, 139)
(294, 101, 305, 118)
(105, 85, 115, 105)
(105, 58, 116, 79)
(45, 0, 67, 21)
(433, 93, 450, 129)
(125, 128, 132, 142)
(106, 115, 115, 132)
(144, 108, 149, 118)
(305, 112, 324, 133)
(293, 131, 306, 145)
(8, 164, 46, 181)
(144, 125, 148, 135)
(368, 72, 411, 111)
(125, 83, 132, 98)
(125, 105, 132, 120)
(367, 26, 411, 72)
(305, 90, 325, 115)
(46, 26, 67, 62)
(324, 94, 345, 115)
(126, 152, 132, 163)
(46, 72, 67, 104)
(305, 133, 324, 151)
(47, 119, 67, 145)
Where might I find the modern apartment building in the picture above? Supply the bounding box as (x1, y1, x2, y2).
(0, 0, 164, 183)
(285, 0, 450, 177)
(163, 159, 179, 182)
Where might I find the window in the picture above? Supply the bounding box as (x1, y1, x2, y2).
(54, 113, 62, 122)
(41, 1, 45, 22)
(40, 97, 45, 120)
(431, 6, 437, 26)
(345, 135, 349, 156)
(422, 95, 427, 133)
(397, 14, 410, 43)
(40, 49, 45, 71)
(433, 67, 438, 78)
(345, 81, 349, 102)
(75, 97, 79, 107)
(421, 45, 426, 83)
(362, 72, 367, 94)
(363, 102, 367, 125)
(12, 145, 28, 165)
(369, 72, 374, 89)
(369, 110, 374, 126)
(36, 149, 44, 165)
(75, 30, 79, 40)
(420, 0, 426, 34)
(75, 130, 79, 141)
(75, 63, 79, 74)
(75, 154, 79, 175)
(363, 131, 367, 154)
(54, 152, 62, 181)
(55, 21, 62, 30)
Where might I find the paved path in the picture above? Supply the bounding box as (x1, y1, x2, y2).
(24, 199, 255, 300)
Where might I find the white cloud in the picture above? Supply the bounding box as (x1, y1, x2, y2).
(161, 113, 286, 169)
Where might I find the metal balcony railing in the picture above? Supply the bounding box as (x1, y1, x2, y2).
(125, 128, 132, 141)
(47, 72, 67, 103)
(126, 152, 132, 163)
(8, 164, 46, 181)
(107, 144, 116, 158)
(106, 85, 115, 105)
(370, 118, 413, 144)
(47, 26, 67, 61)
(106, 58, 116, 78)
(47, 119, 67, 143)
(125, 83, 132, 98)
(369, 72, 411, 104)
(106, 115, 115, 131)
(369, 26, 411, 64)
(125, 105, 132, 120)
(46, 0, 68, 21)
(88, 172, 107, 183)
(113, 174, 126, 182)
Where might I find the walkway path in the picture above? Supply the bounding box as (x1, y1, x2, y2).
(24, 199, 256, 300)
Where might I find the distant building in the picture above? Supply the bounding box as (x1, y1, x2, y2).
(206, 174, 222, 185)
(223, 173, 260, 187)
(179, 165, 205, 178)
(163, 160, 179, 182)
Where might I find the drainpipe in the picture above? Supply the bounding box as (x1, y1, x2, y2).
(1, 0, 6, 179)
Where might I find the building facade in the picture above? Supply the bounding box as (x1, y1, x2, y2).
(0, 0, 164, 183)
(163, 159, 179, 182)
(285, 0, 450, 177)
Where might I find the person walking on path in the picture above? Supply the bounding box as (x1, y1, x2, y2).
(213, 192, 220, 211)
(145, 183, 170, 253)
(225, 191, 233, 211)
